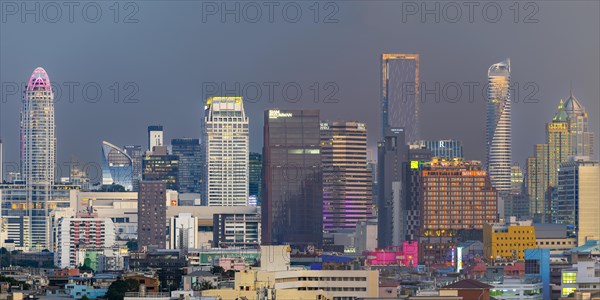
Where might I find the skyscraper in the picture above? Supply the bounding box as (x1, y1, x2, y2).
(123, 145, 143, 191)
(486, 59, 512, 193)
(563, 89, 595, 158)
(262, 109, 322, 248)
(377, 127, 408, 248)
(381, 54, 420, 142)
(20, 67, 56, 249)
(320, 121, 372, 234)
(527, 100, 571, 222)
(248, 152, 262, 205)
(138, 181, 167, 249)
(553, 158, 599, 245)
(171, 138, 202, 194)
(148, 125, 163, 153)
(101, 141, 134, 191)
(21, 67, 56, 185)
(203, 97, 249, 206)
(142, 153, 179, 191)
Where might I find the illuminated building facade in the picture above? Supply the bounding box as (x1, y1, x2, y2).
(142, 154, 179, 191)
(203, 97, 249, 206)
(381, 53, 420, 142)
(420, 158, 498, 234)
(248, 152, 262, 205)
(564, 90, 595, 158)
(262, 109, 322, 248)
(527, 100, 571, 222)
(15, 67, 57, 249)
(486, 59, 512, 194)
(554, 159, 599, 246)
(320, 121, 372, 234)
(101, 141, 134, 191)
(0, 183, 78, 250)
(171, 138, 202, 194)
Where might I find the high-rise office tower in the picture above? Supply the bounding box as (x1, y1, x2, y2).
(138, 181, 167, 249)
(148, 125, 163, 153)
(262, 109, 322, 248)
(415, 140, 463, 160)
(527, 100, 571, 222)
(564, 89, 595, 158)
(20, 67, 56, 249)
(504, 162, 530, 220)
(101, 141, 134, 191)
(248, 152, 262, 206)
(377, 128, 408, 248)
(486, 59, 512, 194)
(142, 153, 179, 191)
(171, 138, 202, 194)
(203, 97, 249, 206)
(21, 67, 56, 184)
(381, 54, 420, 142)
(510, 163, 524, 195)
(123, 145, 143, 191)
(405, 147, 433, 242)
(554, 159, 599, 245)
(320, 121, 372, 234)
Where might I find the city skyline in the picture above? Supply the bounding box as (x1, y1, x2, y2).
(0, 2, 598, 174)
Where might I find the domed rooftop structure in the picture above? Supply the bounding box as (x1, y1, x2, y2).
(26, 67, 52, 92)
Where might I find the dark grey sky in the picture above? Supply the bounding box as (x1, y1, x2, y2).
(1, 1, 598, 180)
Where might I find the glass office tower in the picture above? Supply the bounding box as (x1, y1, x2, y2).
(101, 141, 134, 191)
(381, 53, 420, 142)
(262, 109, 323, 248)
(172, 138, 202, 194)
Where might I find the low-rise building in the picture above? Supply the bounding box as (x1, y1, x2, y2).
(202, 245, 379, 299)
(534, 224, 577, 255)
(483, 217, 536, 262)
(54, 215, 117, 268)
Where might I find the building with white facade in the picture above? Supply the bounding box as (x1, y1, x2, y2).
(203, 96, 249, 206)
(54, 216, 117, 268)
(169, 212, 198, 250)
(19, 67, 57, 249)
(486, 59, 512, 194)
(202, 245, 379, 299)
(76, 191, 139, 241)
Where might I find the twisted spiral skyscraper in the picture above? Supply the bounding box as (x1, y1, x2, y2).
(486, 59, 512, 193)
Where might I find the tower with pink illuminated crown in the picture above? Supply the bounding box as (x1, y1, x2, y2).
(20, 67, 56, 249)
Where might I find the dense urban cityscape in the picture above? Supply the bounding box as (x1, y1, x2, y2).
(0, 2, 599, 300)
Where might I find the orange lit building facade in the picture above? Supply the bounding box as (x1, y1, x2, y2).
(420, 159, 498, 234)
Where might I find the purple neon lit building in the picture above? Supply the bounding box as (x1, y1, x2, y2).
(320, 121, 373, 234)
